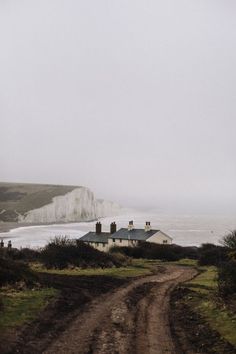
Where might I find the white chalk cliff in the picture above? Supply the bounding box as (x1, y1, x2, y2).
(19, 187, 121, 223)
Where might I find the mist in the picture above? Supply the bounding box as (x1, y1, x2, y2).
(1, 1, 236, 213)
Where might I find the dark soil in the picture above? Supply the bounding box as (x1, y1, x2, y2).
(170, 287, 236, 354)
(0, 273, 128, 354)
(3, 266, 231, 354)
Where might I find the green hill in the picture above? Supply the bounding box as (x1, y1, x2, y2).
(0, 182, 78, 222)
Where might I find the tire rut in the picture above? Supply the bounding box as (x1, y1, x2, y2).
(44, 266, 197, 354)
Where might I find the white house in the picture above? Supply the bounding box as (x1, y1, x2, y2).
(80, 220, 172, 252)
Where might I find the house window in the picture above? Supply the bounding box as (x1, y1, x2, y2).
(103, 243, 105, 248)
(113, 239, 115, 242)
(120, 239, 122, 243)
(163, 240, 168, 244)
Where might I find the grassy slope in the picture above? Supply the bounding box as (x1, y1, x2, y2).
(0, 287, 57, 331)
(0, 182, 78, 220)
(0, 259, 158, 333)
(31, 259, 159, 278)
(184, 265, 236, 347)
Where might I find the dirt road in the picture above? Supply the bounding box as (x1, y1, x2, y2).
(44, 266, 196, 354)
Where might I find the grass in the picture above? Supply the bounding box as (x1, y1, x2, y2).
(171, 258, 198, 267)
(0, 182, 77, 216)
(198, 299, 236, 346)
(31, 259, 160, 278)
(183, 265, 236, 347)
(0, 287, 57, 331)
(0, 259, 159, 335)
(186, 266, 217, 293)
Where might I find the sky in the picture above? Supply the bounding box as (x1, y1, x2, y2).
(0, 0, 236, 213)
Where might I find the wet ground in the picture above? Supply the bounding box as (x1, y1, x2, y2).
(3, 265, 233, 354)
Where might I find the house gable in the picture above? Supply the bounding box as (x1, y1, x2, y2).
(146, 231, 172, 244)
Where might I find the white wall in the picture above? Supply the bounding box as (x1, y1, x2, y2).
(146, 231, 172, 244)
(86, 241, 110, 252)
(85, 231, 172, 253)
(108, 238, 139, 249)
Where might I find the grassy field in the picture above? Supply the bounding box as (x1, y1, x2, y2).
(0, 259, 159, 334)
(0, 287, 57, 331)
(183, 265, 236, 347)
(31, 259, 160, 278)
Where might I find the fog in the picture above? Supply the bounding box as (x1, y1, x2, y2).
(0, 1, 236, 212)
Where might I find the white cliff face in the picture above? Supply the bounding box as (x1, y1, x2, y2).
(19, 187, 121, 223)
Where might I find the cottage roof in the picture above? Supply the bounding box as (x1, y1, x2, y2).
(110, 228, 159, 241)
(80, 232, 110, 243)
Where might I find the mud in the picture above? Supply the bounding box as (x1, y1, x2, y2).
(43, 265, 196, 354)
(170, 287, 236, 354)
(1, 274, 128, 354)
(1, 265, 208, 354)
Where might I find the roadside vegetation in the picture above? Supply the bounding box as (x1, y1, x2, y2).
(39, 236, 126, 269)
(0, 287, 57, 331)
(170, 231, 236, 353)
(32, 258, 159, 278)
(109, 242, 199, 261)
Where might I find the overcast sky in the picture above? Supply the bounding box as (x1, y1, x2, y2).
(0, 1, 236, 212)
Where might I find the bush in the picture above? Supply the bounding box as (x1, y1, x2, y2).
(216, 231, 236, 298)
(4, 247, 40, 262)
(0, 256, 36, 286)
(221, 231, 236, 250)
(109, 252, 131, 266)
(40, 236, 123, 269)
(218, 260, 236, 297)
(110, 242, 198, 262)
(198, 243, 229, 266)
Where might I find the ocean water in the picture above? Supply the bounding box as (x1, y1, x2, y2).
(0, 212, 236, 249)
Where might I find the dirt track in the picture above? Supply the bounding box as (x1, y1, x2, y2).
(44, 266, 196, 354)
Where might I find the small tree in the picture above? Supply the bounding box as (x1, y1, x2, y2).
(217, 231, 236, 297)
(218, 260, 236, 297)
(221, 230, 236, 250)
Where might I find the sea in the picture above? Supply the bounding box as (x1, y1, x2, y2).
(0, 212, 236, 249)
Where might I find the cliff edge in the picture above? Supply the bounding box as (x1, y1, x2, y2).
(0, 182, 121, 223)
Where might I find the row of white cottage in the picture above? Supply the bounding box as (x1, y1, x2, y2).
(80, 221, 172, 252)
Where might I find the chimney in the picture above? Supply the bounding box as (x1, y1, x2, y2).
(128, 220, 134, 231)
(145, 221, 151, 232)
(110, 222, 117, 234)
(95, 222, 102, 234)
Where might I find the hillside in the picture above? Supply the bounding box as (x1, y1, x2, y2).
(0, 182, 121, 223)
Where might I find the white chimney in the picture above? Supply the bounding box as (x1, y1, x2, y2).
(128, 220, 134, 231)
(145, 221, 151, 232)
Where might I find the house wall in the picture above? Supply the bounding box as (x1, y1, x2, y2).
(146, 231, 172, 244)
(85, 241, 110, 252)
(108, 238, 138, 249)
(83, 231, 172, 253)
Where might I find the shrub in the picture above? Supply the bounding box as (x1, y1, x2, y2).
(110, 242, 198, 262)
(218, 260, 236, 297)
(221, 230, 236, 250)
(198, 243, 229, 266)
(216, 231, 236, 298)
(0, 256, 36, 286)
(109, 251, 131, 266)
(40, 236, 123, 269)
(5, 247, 40, 262)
